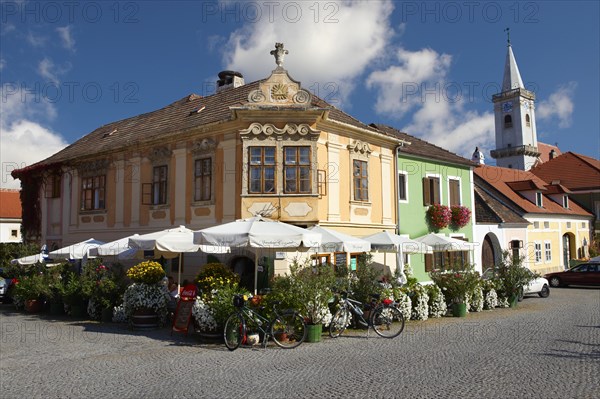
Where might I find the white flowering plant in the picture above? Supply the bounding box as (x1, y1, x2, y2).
(410, 285, 429, 321)
(426, 284, 447, 318)
(192, 296, 218, 332)
(469, 286, 484, 312)
(390, 288, 412, 321)
(484, 288, 498, 310)
(122, 283, 170, 325)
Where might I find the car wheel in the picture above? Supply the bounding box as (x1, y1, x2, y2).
(549, 276, 561, 288)
(538, 284, 550, 298)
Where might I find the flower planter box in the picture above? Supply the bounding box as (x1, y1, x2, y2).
(25, 299, 43, 313)
(305, 324, 323, 343)
(132, 308, 159, 329)
(452, 303, 467, 317)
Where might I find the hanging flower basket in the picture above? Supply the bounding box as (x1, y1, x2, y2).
(451, 205, 471, 229)
(427, 204, 451, 230)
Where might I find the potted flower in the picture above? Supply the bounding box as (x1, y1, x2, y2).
(271, 260, 335, 342)
(192, 263, 245, 335)
(429, 264, 480, 317)
(494, 251, 536, 308)
(60, 272, 87, 317)
(12, 273, 50, 313)
(427, 204, 451, 231)
(83, 263, 126, 322)
(451, 205, 472, 229)
(123, 260, 169, 328)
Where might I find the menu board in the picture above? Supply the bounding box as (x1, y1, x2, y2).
(335, 252, 347, 268)
(172, 299, 194, 335)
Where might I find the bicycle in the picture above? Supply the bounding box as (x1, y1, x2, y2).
(223, 294, 307, 351)
(329, 291, 405, 339)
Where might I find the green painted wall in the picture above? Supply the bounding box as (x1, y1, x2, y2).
(397, 155, 474, 282)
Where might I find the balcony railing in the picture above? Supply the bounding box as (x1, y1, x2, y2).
(490, 145, 541, 159)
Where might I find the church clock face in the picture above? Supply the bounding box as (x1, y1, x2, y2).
(502, 102, 513, 113)
(523, 101, 530, 110)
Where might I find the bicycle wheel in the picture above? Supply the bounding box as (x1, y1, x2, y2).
(223, 313, 245, 351)
(371, 305, 404, 338)
(329, 308, 350, 338)
(271, 312, 306, 349)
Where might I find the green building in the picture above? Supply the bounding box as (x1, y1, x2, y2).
(371, 124, 477, 282)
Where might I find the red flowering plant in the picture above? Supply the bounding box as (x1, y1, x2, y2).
(427, 204, 451, 230)
(429, 263, 480, 305)
(451, 205, 472, 229)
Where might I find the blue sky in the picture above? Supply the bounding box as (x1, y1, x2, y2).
(1, 0, 599, 189)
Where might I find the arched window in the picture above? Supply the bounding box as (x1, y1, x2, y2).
(525, 114, 530, 127)
(504, 114, 513, 128)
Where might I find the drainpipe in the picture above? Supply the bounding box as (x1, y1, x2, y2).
(395, 144, 402, 235)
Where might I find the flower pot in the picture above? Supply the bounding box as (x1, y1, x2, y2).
(305, 324, 323, 343)
(508, 295, 518, 308)
(452, 303, 467, 317)
(101, 307, 113, 323)
(70, 303, 86, 318)
(50, 301, 64, 315)
(132, 307, 159, 329)
(25, 299, 43, 313)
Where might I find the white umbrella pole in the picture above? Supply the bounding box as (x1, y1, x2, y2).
(178, 254, 182, 293)
(254, 251, 258, 295)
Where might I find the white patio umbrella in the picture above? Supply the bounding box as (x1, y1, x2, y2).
(363, 231, 433, 283)
(88, 234, 140, 259)
(11, 253, 46, 265)
(48, 238, 105, 260)
(308, 225, 371, 253)
(128, 226, 200, 290)
(413, 233, 476, 252)
(194, 216, 321, 293)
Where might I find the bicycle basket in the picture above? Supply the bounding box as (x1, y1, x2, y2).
(233, 294, 247, 308)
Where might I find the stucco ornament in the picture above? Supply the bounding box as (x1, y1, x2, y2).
(270, 42, 288, 67)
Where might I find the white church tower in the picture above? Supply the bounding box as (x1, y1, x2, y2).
(490, 30, 540, 170)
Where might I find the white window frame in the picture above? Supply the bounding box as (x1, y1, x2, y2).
(535, 191, 543, 207)
(447, 176, 462, 207)
(534, 241, 542, 263)
(398, 171, 409, 203)
(425, 173, 442, 206)
(533, 221, 540, 229)
(544, 241, 552, 263)
(543, 221, 550, 229)
(563, 195, 569, 209)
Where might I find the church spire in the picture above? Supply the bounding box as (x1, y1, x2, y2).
(501, 29, 524, 92)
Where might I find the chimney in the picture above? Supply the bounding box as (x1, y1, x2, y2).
(216, 70, 244, 93)
(549, 149, 556, 160)
(471, 147, 485, 165)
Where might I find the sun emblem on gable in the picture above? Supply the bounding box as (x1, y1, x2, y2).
(271, 83, 288, 101)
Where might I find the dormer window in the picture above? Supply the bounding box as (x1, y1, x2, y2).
(562, 195, 569, 208)
(536, 191, 543, 207)
(504, 114, 513, 128)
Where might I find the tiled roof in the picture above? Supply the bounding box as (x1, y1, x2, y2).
(0, 189, 22, 219)
(370, 124, 475, 167)
(474, 181, 529, 225)
(474, 165, 592, 217)
(506, 180, 547, 191)
(530, 151, 600, 191)
(537, 142, 562, 164)
(16, 80, 393, 173)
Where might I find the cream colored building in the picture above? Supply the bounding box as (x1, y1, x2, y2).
(13, 45, 405, 286)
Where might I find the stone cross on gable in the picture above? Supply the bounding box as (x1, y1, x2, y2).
(270, 43, 288, 67)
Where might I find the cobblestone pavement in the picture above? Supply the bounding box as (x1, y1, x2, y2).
(1, 287, 599, 399)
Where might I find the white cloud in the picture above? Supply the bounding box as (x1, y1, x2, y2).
(26, 30, 47, 47)
(537, 82, 576, 128)
(56, 26, 76, 51)
(37, 57, 71, 84)
(367, 46, 494, 158)
(0, 58, 5, 71)
(221, 0, 394, 106)
(0, 84, 67, 189)
(367, 47, 452, 117)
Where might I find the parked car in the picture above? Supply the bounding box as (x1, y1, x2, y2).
(482, 268, 550, 300)
(544, 262, 600, 287)
(0, 268, 16, 302)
